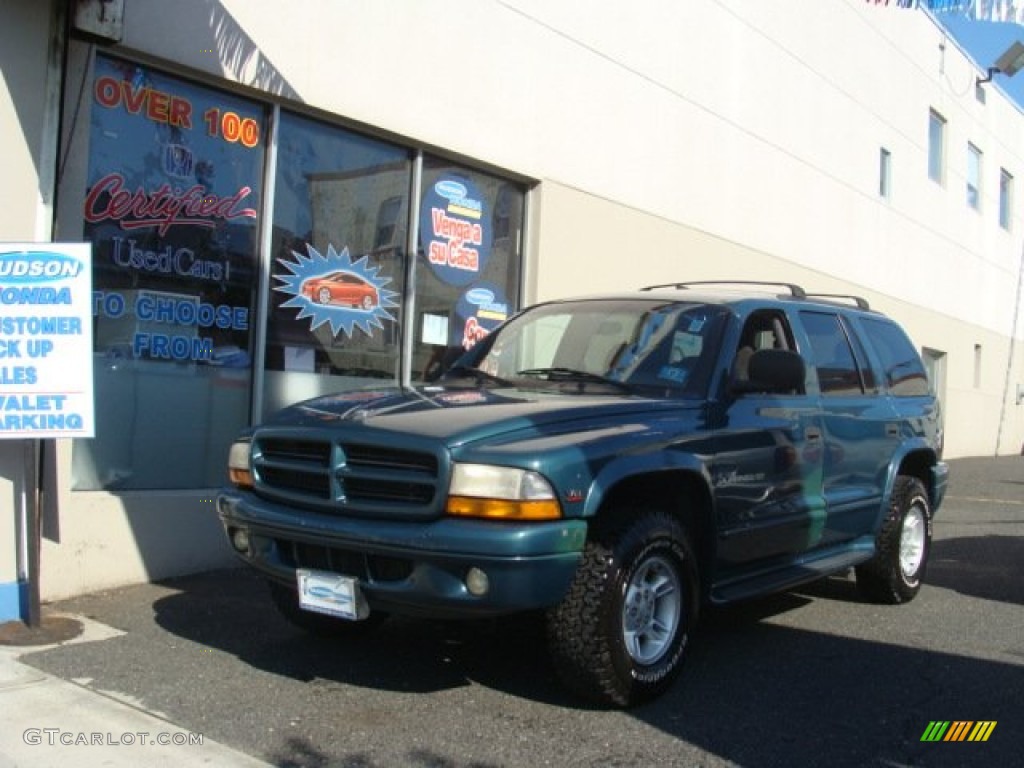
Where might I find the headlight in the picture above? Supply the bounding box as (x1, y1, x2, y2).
(227, 440, 253, 488)
(446, 463, 561, 520)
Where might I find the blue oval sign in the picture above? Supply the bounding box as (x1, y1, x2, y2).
(435, 180, 468, 201)
(466, 288, 495, 306)
(0, 251, 84, 283)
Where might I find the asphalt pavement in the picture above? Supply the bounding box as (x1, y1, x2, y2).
(1, 456, 1021, 767)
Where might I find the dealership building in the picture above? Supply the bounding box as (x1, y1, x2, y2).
(1, 0, 1023, 620)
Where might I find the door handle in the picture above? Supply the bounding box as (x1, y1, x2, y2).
(805, 427, 822, 441)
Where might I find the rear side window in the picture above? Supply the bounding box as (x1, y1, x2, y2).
(859, 317, 930, 396)
(800, 311, 864, 396)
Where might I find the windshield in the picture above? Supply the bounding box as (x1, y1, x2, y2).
(450, 298, 728, 397)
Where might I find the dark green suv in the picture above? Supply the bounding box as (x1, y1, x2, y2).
(218, 281, 947, 707)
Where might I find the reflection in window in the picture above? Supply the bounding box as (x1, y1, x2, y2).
(861, 317, 930, 397)
(414, 158, 526, 383)
(470, 299, 727, 397)
(375, 196, 403, 249)
(800, 312, 864, 396)
(263, 111, 412, 417)
(69, 55, 264, 489)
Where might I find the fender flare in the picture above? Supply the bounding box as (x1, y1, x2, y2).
(582, 450, 714, 518)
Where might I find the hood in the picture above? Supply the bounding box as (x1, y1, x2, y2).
(263, 385, 694, 447)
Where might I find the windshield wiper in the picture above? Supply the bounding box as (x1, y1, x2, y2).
(441, 365, 511, 388)
(515, 367, 632, 392)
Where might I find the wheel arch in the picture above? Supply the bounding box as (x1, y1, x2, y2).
(886, 443, 939, 509)
(585, 462, 716, 600)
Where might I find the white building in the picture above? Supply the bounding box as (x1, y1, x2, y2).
(1, 0, 1022, 618)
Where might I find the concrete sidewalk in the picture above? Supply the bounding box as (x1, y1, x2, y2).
(0, 615, 268, 768)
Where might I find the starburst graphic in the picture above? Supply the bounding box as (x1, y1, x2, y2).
(274, 243, 398, 338)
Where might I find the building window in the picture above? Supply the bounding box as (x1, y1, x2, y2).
(928, 109, 946, 184)
(66, 55, 265, 490)
(879, 147, 892, 199)
(59, 56, 531, 488)
(263, 111, 413, 418)
(415, 157, 526, 382)
(967, 143, 982, 210)
(999, 169, 1013, 229)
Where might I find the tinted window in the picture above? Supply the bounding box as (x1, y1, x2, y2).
(860, 317, 930, 396)
(800, 311, 864, 396)
(467, 300, 728, 397)
(74, 55, 264, 489)
(264, 111, 411, 417)
(413, 157, 526, 383)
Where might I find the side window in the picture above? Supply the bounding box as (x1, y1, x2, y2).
(733, 309, 795, 381)
(860, 317, 930, 396)
(800, 311, 865, 396)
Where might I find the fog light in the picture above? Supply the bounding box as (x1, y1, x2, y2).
(230, 528, 250, 554)
(465, 567, 489, 597)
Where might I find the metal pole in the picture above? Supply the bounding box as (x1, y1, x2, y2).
(22, 439, 41, 628)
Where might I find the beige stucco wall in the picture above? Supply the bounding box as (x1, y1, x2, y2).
(39, 439, 234, 600)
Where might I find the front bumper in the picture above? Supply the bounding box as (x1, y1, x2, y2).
(217, 489, 587, 619)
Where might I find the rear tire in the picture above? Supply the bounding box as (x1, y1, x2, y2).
(268, 580, 386, 639)
(546, 510, 699, 707)
(856, 475, 932, 604)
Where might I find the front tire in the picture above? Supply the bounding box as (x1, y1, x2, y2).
(856, 475, 932, 604)
(546, 511, 699, 707)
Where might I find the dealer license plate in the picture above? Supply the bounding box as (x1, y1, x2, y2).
(296, 569, 363, 621)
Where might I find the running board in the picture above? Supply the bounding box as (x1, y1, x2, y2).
(710, 542, 875, 605)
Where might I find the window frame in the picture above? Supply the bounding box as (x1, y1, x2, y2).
(928, 109, 946, 185)
(879, 146, 892, 199)
(967, 142, 983, 210)
(999, 168, 1013, 230)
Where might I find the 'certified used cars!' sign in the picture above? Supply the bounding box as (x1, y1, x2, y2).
(0, 244, 94, 438)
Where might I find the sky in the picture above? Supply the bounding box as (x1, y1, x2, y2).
(938, 16, 1024, 108)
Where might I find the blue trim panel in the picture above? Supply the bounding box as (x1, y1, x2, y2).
(0, 580, 27, 622)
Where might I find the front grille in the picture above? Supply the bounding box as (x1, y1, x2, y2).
(259, 467, 331, 498)
(253, 433, 441, 513)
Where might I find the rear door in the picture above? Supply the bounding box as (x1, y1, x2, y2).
(797, 310, 899, 545)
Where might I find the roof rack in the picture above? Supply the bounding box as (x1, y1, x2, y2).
(639, 280, 807, 298)
(803, 293, 870, 310)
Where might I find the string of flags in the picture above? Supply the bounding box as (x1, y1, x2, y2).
(866, 0, 1024, 23)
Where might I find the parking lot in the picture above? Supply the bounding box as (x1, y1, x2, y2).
(15, 456, 1024, 767)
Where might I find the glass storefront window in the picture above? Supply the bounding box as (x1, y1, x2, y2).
(414, 157, 525, 381)
(262, 111, 412, 417)
(71, 55, 264, 489)
(60, 55, 529, 489)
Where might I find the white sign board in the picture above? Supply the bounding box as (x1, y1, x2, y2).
(0, 244, 94, 438)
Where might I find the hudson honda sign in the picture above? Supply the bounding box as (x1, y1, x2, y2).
(0, 245, 94, 438)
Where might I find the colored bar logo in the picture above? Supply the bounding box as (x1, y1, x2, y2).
(920, 721, 997, 742)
